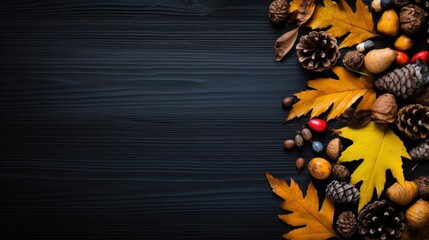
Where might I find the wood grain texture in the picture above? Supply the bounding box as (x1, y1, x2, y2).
(0, 1, 427, 239)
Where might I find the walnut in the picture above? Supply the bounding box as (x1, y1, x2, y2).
(268, 0, 289, 24)
(343, 50, 365, 71)
(371, 93, 398, 124)
(400, 4, 426, 34)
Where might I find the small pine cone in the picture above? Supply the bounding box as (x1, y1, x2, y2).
(268, 0, 289, 24)
(332, 164, 350, 181)
(343, 50, 365, 71)
(326, 180, 360, 204)
(374, 61, 429, 100)
(414, 176, 429, 199)
(400, 4, 426, 34)
(336, 211, 358, 238)
(410, 138, 429, 160)
(396, 104, 429, 139)
(296, 31, 340, 72)
(358, 200, 405, 240)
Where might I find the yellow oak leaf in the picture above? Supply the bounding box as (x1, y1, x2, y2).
(287, 66, 376, 121)
(335, 122, 411, 212)
(265, 172, 336, 240)
(307, 0, 378, 48)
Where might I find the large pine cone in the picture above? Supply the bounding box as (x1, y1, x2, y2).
(336, 211, 358, 238)
(358, 200, 405, 240)
(396, 104, 429, 139)
(268, 0, 289, 24)
(296, 31, 340, 72)
(374, 60, 429, 100)
(410, 138, 429, 160)
(326, 180, 360, 204)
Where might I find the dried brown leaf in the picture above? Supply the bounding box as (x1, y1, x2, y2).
(274, 27, 299, 62)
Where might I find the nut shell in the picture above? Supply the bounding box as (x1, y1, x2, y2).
(370, 93, 398, 124)
(386, 181, 418, 206)
(308, 157, 331, 180)
(406, 199, 429, 229)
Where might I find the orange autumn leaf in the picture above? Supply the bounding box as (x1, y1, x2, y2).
(265, 172, 336, 240)
(307, 0, 377, 48)
(286, 66, 376, 121)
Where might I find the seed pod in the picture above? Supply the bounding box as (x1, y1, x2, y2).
(301, 128, 312, 141)
(312, 141, 324, 153)
(283, 139, 296, 150)
(295, 134, 304, 148)
(296, 157, 305, 170)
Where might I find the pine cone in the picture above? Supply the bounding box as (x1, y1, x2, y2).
(296, 31, 340, 72)
(410, 138, 429, 160)
(358, 200, 406, 240)
(332, 164, 350, 181)
(343, 50, 365, 71)
(400, 4, 426, 34)
(326, 180, 360, 204)
(374, 60, 429, 100)
(337, 211, 358, 238)
(411, 86, 429, 106)
(268, 0, 289, 24)
(396, 104, 429, 139)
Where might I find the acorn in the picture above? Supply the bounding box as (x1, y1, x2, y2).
(356, 40, 375, 53)
(406, 199, 429, 229)
(308, 157, 331, 180)
(371, 0, 393, 12)
(386, 181, 418, 206)
(364, 48, 397, 74)
(326, 138, 342, 161)
(394, 34, 414, 51)
(377, 9, 399, 37)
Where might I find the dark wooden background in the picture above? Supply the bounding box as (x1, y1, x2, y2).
(0, 1, 427, 239)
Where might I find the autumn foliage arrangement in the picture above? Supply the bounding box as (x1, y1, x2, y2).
(265, 0, 429, 239)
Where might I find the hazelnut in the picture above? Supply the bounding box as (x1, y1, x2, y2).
(295, 157, 305, 171)
(326, 138, 342, 161)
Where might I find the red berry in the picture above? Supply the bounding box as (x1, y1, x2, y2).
(395, 51, 409, 67)
(411, 51, 429, 63)
(308, 118, 327, 133)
